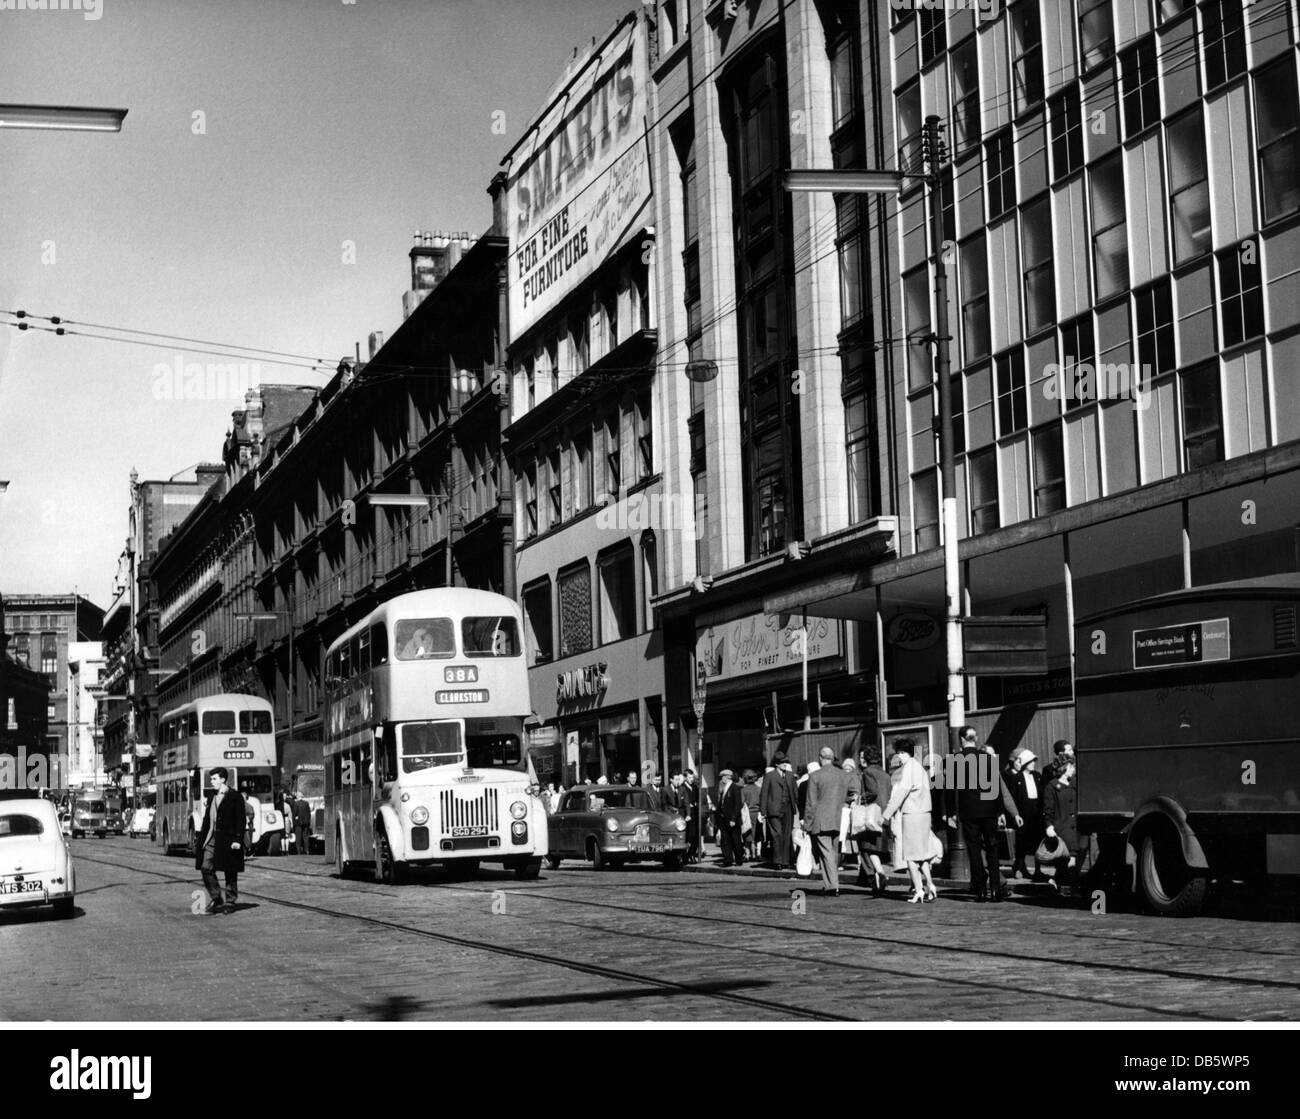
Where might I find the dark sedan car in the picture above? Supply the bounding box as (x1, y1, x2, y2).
(546, 785, 687, 870)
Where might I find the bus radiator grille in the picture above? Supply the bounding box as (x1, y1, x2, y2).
(439, 788, 500, 835)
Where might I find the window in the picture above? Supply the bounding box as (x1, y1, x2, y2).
(693, 473, 710, 576)
(558, 562, 592, 657)
(996, 350, 1028, 436)
(1255, 60, 1300, 224)
(394, 618, 455, 660)
(1217, 246, 1264, 349)
(547, 448, 562, 524)
(1010, 1, 1044, 115)
(986, 130, 1016, 220)
(904, 266, 933, 391)
(1078, 0, 1113, 73)
(1167, 109, 1211, 264)
(597, 545, 636, 644)
(399, 722, 462, 773)
(829, 20, 859, 129)
(960, 234, 990, 363)
(574, 430, 593, 512)
(897, 80, 923, 171)
(641, 532, 658, 632)
(1090, 154, 1128, 301)
(1120, 37, 1159, 137)
(1021, 195, 1056, 333)
(969, 448, 1000, 533)
(1061, 315, 1097, 409)
(635, 392, 653, 479)
(1032, 425, 1066, 513)
(845, 390, 872, 524)
(837, 197, 864, 325)
(1157, 0, 1191, 22)
(1201, 0, 1246, 91)
(238, 710, 272, 734)
(522, 579, 553, 664)
(40, 634, 57, 682)
(1130, 283, 1174, 389)
(523, 463, 538, 539)
(461, 616, 520, 658)
(919, 6, 946, 66)
(603, 411, 621, 499)
(913, 469, 940, 551)
(201, 710, 236, 734)
(1049, 88, 1084, 181)
(951, 38, 981, 152)
(11, 633, 28, 665)
(1181, 361, 1223, 468)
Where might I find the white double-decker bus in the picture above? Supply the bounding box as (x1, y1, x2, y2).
(153, 694, 286, 856)
(324, 588, 546, 882)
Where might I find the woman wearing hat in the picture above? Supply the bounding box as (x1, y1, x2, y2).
(880, 738, 936, 903)
(1006, 746, 1045, 880)
(1043, 755, 1083, 898)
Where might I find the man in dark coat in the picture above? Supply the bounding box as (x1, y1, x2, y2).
(195, 767, 246, 914)
(713, 769, 745, 866)
(760, 751, 800, 869)
(681, 770, 701, 862)
(947, 728, 1021, 902)
(292, 793, 312, 854)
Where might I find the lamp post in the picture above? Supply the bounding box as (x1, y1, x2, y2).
(783, 115, 968, 879)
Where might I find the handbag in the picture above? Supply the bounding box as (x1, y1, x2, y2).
(740, 803, 752, 835)
(1036, 835, 1068, 862)
(795, 832, 814, 877)
(926, 830, 944, 863)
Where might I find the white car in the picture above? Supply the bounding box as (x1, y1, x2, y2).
(0, 793, 76, 919)
(128, 807, 155, 838)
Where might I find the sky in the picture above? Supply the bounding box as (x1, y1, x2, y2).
(0, 0, 633, 605)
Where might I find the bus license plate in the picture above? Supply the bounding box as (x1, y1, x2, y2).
(0, 880, 41, 895)
(629, 843, 666, 853)
(449, 826, 489, 838)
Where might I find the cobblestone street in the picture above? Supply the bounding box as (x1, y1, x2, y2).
(2, 838, 1296, 1022)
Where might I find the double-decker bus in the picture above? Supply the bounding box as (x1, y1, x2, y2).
(324, 588, 546, 882)
(1075, 574, 1300, 915)
(153, 694, 287, 856)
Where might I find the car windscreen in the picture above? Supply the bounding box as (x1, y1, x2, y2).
(465, 733, 525, 771)
(239, 710, 272, 734)
(398, 722, 463, 772)
(394, 618, 456, 660)
(461, 616, 520, 657)
(0, 814, 44, 838)
(590, 790, 651, 810)
(202, 710, 237, 734)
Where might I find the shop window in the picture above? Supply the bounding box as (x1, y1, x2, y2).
(1167, 108, 1211, 264)
(1181, 361, 1223, 469)
(1255, 59, 1300, 225)
(597, 545, 636, 645)
(1217, 246, 1264, 349)
(1120, 37, 1160, 138)
(557, 562, 592, 658)
(1201, 0, 1246, 91)
(523, 579, 553, 665)
(1049, 88, 1084, 181)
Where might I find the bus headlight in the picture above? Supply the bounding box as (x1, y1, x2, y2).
(409, 806, 429, 826)
(509, 801, 528, 820)
(605, 816, 620, 833)
(674, 818, 687, 832)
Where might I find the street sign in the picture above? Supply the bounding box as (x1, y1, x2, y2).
(963, 615, 1049, 675)
(1133, 618, 1230, 670)
(692, 693, 706, 720)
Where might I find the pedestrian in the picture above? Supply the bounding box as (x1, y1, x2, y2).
(714, 769, 745, 866)
(855, 753, 892, 896)
(759, 751, 799, 869)
(195, 767, 245, 914)
(292, 790, 311, 854)
(838, 758, 859, 869)
(663, 771, 684, 816)
(1005, 747, 1045, 880)
(646, 772, 664, 811)
(243, 795, 255, 855)
(681, 770, 701, 862)
(626, 770, 639, 786)
(740, 770, 762, 862)
(881, 738, 936, 904)
(947, 727, 1021, 903)
(804, 747, 851, 897)
(1052, 739, 1075, 772)
(1043, 755, 1084, 898)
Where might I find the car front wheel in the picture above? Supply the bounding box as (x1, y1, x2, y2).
(590, 841, 606, 871)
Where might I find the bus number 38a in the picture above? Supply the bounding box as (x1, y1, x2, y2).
(444, 666, 479, 684)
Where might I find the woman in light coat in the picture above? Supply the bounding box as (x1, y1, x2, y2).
(880, 737, 937, 903)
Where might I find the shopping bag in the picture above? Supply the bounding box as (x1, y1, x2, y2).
(741, 803, 752, 835)
(839, 805, 851, 845)
(795, 833, 814, 877)
(926, 829, 944, 863)
(853, 802, 884, 834)
(1036, 835, 1068, 862)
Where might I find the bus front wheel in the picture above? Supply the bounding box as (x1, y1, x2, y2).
(375, 832, 405, 885)
(1138, 823, 1209, 917)
(514, 858, 542, 880)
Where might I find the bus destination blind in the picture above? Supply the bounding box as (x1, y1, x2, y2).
(1132, 618, 1230, 669)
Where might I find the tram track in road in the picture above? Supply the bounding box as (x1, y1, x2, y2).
(81, 843, 1300, 1018)
(70, 847, 851, 1021)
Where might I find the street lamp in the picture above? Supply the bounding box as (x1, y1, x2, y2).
(367, 491, 461, 587)
(785, 116, 967, 877)
(0, 104, 128, 132)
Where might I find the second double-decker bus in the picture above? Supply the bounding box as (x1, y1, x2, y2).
(324, 588, 546, 882)
(153, 694, 286, 856)
(1076, 574, 1300, 915)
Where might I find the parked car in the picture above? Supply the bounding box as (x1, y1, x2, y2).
(546, 785, 687, 871)
(0, 791, 76, 918)
(127, 807, 155, 838)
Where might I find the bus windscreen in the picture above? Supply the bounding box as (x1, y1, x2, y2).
(239, 710, 272, 734)
(466, 733, 524, 770)
(202, 710, 237, 734)
(398, 722, 463, 772)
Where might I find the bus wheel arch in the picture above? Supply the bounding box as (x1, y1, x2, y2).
(1128, 805, 1209, 917)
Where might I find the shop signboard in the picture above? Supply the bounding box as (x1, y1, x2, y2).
(696, 613, 839, 684)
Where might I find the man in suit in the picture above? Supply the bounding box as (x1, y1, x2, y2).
(195, 767, 246, 914)
(947, 727, 1022, 902)
(645, 773, 664, 812)
(804, 747, 852, 896)
(713, 769, 745, 866)
(662, 771, 684, 815)
(681, 770, 701, 862)
(760, 751, 799, 869)
(292, 792, 312, 855)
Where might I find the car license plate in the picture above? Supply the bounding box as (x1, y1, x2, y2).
(0, 880, 41, 896)
(449, 825, 489, 838)
(629, 843, 666, 853)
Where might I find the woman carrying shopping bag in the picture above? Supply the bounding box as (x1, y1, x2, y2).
(1042, 756, 1084, 899)
(880, 737, 937, 904)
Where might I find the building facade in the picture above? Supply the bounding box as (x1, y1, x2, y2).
(66, 641, 106, 787)
(0, 597, 51, 780)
